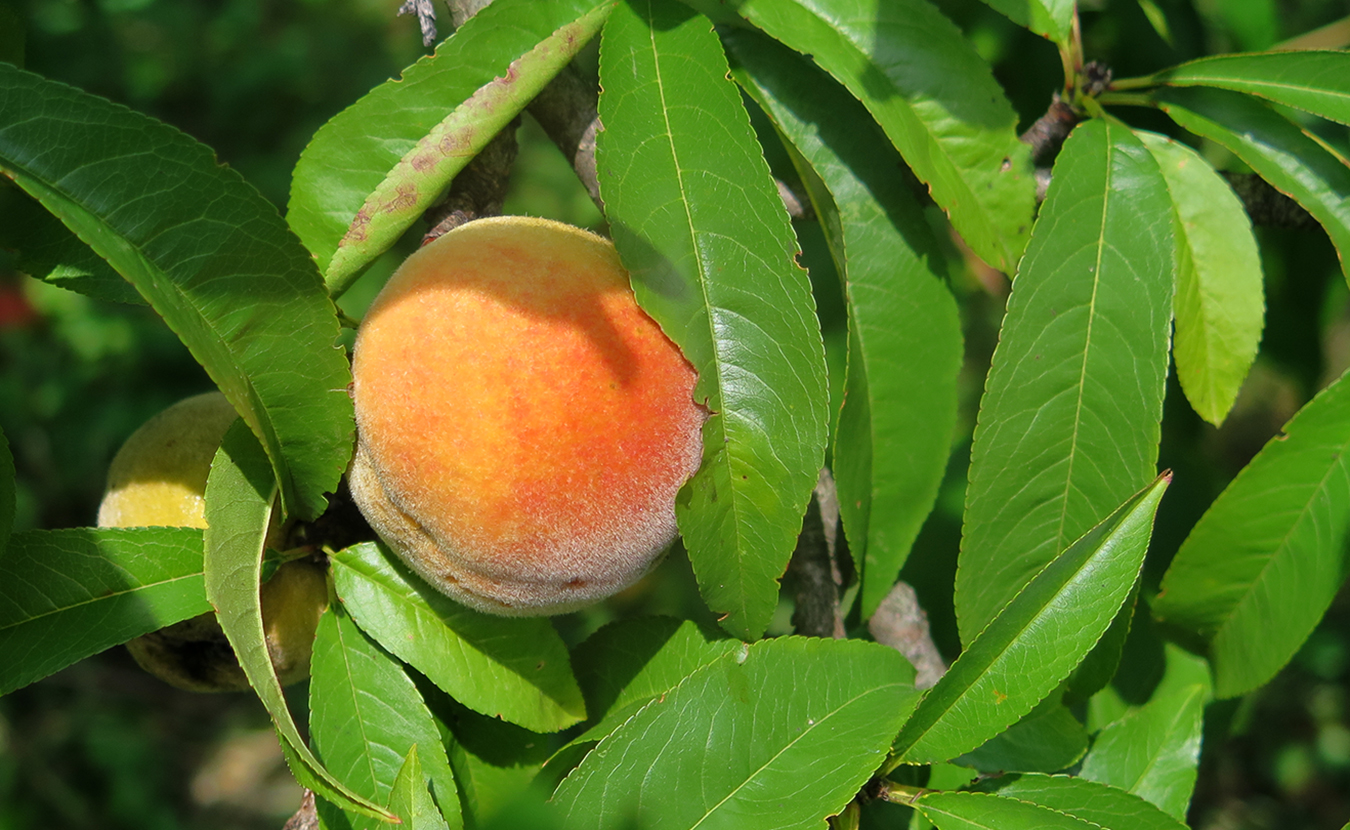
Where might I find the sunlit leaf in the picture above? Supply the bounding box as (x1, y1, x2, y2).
(0, 63, 352, 521)
(956, 119, 1175, 643)
(596, 0, 829, 639)
(0, 527, 209, 696)
(1151, 51, 1350, 126)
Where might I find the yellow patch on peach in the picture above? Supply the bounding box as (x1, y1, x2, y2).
(350, 216, 704, 615)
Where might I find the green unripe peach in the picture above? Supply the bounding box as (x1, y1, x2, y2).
(99, 392, 328, 692)
(349, 216, 705, 616)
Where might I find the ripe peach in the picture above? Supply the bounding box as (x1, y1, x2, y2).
(348, 216, 704, 616)
(99, 392, 328, 692)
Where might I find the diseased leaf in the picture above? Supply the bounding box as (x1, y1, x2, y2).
(993, 775, 1190, 830)
(310, 601, 461, 830)
(726, 28, 962, 619)
(330, 541, 584, 733)
(893, 475, 1169, 765)
(596, 0, 829, 640)
(1156, 86, 1350, 282)
(955, 119, 1175, 644)
(0, 527, 209, 696)
(1137, 131, 1264, 426)
(205, 422, 390, 820)
(1150, 51, 1350, 126)
(321, 1, 613, 294)
(288, 0, 610, 279)
(553, 637, 920, 830)
(0, 63, 352, 521)
(709, 0, 1036, 273)
(1154, 368, 1350, 698)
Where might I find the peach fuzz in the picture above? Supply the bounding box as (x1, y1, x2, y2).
(349, 216, 705, 616)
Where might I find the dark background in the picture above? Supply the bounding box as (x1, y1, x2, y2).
(2, 0, 1348, 826)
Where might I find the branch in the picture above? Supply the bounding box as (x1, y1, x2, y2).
(868, 581, 946, 689)
(282, 790, 317, 830)
(784, 469, 848, 638)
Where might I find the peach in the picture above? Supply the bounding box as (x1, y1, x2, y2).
(348, 216, 704, 616)
(99, 392, 328, 692)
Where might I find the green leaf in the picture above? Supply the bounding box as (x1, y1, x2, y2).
(953, 694, 1088, 773)
(0, 425, 13, 555)
(424, 686, 553, 824)
(992, 775, 1190, 830)
(1155, 86, 1350, 283)
(204, 422, 391, 821)
(715, 0, 1037, 273)
(725, 28, 962, 619)
(977, 0, 1076, 44)
(916, 791, 1101, 830)
(1151, 51, 1350, 127)
(1154, 368, 1350, 698)
(0, 64, 352, 521)
(1080, 668, 1208, 819)
(1137, 131, 1264, 426)
(0, 183, 141, 305)
(893, 474, 1169, 765)
(1065, 583, 1139, 703)
(310, 601, 461, 830)
(0, 527, 210, 696)
(955, 118, 1175, 644)
(553, 637, 920, 829)
(596, 0, 829, 640)
(330, 541, 584, 733)
(320, 1, 613, 294)
(288, 0, 610, 278)
(571, 617, 741, 739)
(388, 747, 452, 830)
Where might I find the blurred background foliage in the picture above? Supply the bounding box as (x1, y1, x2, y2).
(1, 0, 1349, 827)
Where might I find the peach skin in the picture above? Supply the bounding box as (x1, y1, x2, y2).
(349, 216, 704, 616)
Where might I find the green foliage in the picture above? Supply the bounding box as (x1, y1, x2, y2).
(5, 0, 1350, 826)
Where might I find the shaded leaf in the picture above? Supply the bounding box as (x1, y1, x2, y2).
(893, 474, 1169, 765)
(0, 63, 352, 520)
(714, 0, 1036, 273)
(955, 118, 1175, 644)
(1156, 86, 1350, 282)
(725, 28, 962, 618)
(596, 0, 829, 639)
(205, 422, 390, 820)
(330, 541, 584, 733)
(1154, 368, 1350, 698)
(0, 527, 209, 696)
(0, 426, 12, 555)
(553, 637, 919, 829)
(1151, 51, 1350, 126)
(1137, 131, 1264, 425)
(322, 2, 612, 293)
(310, 601, 461, 830)
(954, 693, 1088, 773)
(288, 0, 609, 278)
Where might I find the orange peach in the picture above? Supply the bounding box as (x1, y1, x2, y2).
(349, 216, 704, 615)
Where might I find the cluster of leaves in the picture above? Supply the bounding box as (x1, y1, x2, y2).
(2, 0, 1350, 827)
